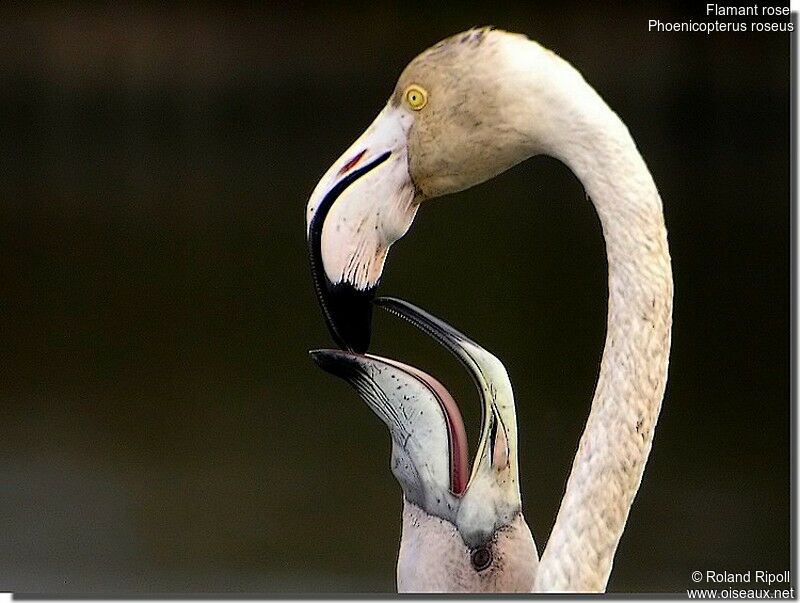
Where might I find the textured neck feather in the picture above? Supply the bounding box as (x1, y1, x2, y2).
(508, 39, 674, 592)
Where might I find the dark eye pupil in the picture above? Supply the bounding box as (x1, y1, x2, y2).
(471, 546, 492, 571)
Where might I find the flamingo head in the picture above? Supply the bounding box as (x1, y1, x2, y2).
(310, 297, 537, 592)
(306, 28, 549, 352)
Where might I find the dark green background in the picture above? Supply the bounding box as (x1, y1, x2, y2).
(0, 3, 790, 594)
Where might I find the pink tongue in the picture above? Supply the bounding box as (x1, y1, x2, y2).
(376, 356, 470, 496)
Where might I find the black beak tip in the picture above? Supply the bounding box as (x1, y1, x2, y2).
(320, 282, 376, 354)
(308, 349, 336, 371)
(308, 348, 364, 383)
(308, 349, 325, 364)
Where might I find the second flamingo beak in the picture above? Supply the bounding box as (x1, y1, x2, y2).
(310, 297, 522, 547)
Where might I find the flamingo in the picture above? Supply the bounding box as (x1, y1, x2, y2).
(312, 297, 537, 592)
(306, 28, 673, 592)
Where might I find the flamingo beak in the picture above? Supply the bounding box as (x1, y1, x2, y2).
(309, 348, 469, 512)
(306, 152, 390, 353)
(311, 297, 522, 548)
(374, 297, 518, 489)
(306, 104, 419, 353)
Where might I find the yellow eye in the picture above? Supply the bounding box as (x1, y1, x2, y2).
(404, 85, 428, 111)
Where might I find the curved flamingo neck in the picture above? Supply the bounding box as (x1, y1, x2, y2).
(519, 43, 674, 592)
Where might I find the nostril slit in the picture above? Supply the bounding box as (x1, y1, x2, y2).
(471, 546, 492, 572)
(338, 149, 367, 177)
